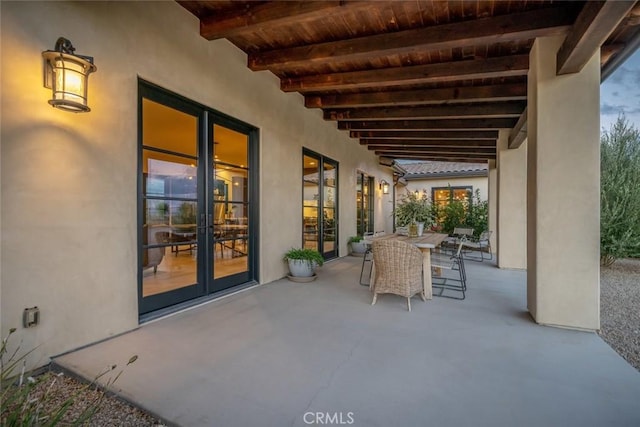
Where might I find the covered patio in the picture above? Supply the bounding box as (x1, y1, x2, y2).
(54, 257, 640, 426)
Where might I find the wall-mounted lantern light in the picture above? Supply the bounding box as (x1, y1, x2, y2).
(379, 179, 390, 195)
(42, 37, 97, 112)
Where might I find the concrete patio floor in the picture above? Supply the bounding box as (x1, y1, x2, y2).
(54, 257, 640, 427)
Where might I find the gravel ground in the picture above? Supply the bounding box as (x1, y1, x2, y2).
(7, 261, 637, 425)
(598, 257, 640, 372)
(3, 371, 165, 426)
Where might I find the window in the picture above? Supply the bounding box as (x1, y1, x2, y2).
(303, 150, 338, 260)
(432, 186, 472, 209)
(356, 173, 374, 236)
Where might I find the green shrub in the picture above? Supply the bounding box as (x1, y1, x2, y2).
(465, 190, 489, 238)
(440, 199, 467, 235)
(435, 188, 488, 237)
(347, 236, 363, 244)
(283, 248, 324, 266)
(600, 116, 640, 266)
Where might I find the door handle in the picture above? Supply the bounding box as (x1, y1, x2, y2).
(198, 213, 207, 234)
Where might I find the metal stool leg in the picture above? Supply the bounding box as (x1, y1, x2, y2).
(359, 249, 373, 286)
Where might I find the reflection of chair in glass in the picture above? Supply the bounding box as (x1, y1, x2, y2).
(142, 227, 165, 274)
(158, 227, 196, 256)
(213, 225, 226, 258)
(431, 239, 467, 300)
(303, 217, 318, 249)
(217, 218, 248, 258)
(371, 240, 425, 311)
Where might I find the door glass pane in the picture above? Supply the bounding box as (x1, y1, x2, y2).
(323, 162, 336, 253)
(142, 99, 197, 156)
(213, 125, 249, 279)
(356, 174, 363, 235)
(141, 103, 198, 298)
(303, 155, 320, 250)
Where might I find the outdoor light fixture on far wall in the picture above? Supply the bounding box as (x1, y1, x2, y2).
(379, 179, 390, 195)
(42, 37, 97, 112)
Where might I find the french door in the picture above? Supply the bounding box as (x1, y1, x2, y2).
(302, 149, 338, 260)
(138, 81, 258, 315)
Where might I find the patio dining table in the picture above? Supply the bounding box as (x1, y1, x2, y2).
(365, 232, 449, 299)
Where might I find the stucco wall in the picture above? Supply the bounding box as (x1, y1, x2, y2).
(527, 36, 600, 330)
(497, 130, 527, 270)
(1, 1, 393, 367)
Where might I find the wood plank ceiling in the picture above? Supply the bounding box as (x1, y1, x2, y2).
(179, 1, 640, 164)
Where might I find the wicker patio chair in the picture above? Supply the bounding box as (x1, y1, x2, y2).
(371, 239, 425, 311)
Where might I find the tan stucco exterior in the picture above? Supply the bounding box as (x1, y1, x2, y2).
(488, 160, 498, 254)
(527, 36, 600, 330)
(1, 1, 393, 367)
(497, 130, 527, 270)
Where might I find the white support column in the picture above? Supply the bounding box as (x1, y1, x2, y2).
(488, 160, 498, 256)
(497, 130, 527, 269)
(527, 36, 600, 330)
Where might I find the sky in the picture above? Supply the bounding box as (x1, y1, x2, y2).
(600, 48, 640, 133)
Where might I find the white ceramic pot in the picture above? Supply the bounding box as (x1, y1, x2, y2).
(416, 222, 425, 237)
(288, 259, 316, 277)
(350, 241, 368, 255)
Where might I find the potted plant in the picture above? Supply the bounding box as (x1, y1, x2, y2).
(348, 235, 368, 256)
(283, 248, 324, 281)
(394, 190, 434, 236)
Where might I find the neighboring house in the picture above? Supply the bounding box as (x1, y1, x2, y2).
(396, 161, 489, 209)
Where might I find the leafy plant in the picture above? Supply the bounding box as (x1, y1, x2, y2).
(600, 116, 640, 266)
(283, 248, 324, 266)
(347, 236, 363, 244)
(394, 190, 434, 227)
(465, 190, 489, 238)
(1, 327, 138, 426)
(439, 199, 467, 235)
(434, 188, 488, 237)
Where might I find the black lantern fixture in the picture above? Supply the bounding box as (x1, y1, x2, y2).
(379, 179, 390, 195)
(42, 37, 97, 112)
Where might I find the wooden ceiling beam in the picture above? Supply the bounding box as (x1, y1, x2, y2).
(199, 1, 350, 40)
(375, 150, 496, 160)
(370, 145, 495, 153)
(282, 55, 529, 93)
(325, 101, 525, 121)
(508, 107, 528, 149)
(306, 83, 527, 108)
(351, 130, 499, 140)
(381, 154, 490, 163)
(557, 1, 636, 75)
(361, 139, 497, 148)
(601, 43, 625, 65)
(338, 118, 518, 131)
(249, 7, 574, 72)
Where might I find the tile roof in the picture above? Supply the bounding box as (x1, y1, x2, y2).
(401, 161, 488, 178)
